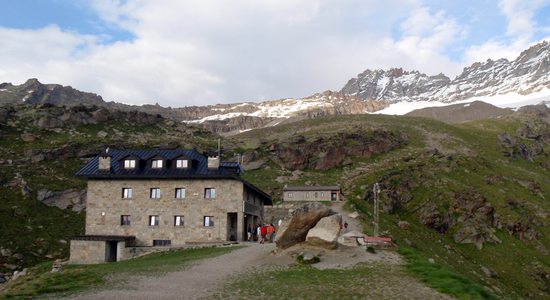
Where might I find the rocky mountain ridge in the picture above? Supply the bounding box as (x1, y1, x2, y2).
(1, 41, 550, 133)
(343, 41, 550, 103)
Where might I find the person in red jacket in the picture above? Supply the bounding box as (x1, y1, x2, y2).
(260, 224, 267, 244)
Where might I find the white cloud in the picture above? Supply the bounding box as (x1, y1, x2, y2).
(463, 0, 550, 64)
(0, 0, 547, 106)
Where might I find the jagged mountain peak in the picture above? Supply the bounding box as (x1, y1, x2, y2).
(344, 40, 550, 103)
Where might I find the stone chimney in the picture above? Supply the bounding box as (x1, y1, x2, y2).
(98, 148, 111, 172)
(207, 153, 220, 169)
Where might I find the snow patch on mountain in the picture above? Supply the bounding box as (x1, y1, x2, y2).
(375, 87, 550, 115)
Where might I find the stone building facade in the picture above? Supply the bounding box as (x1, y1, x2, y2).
(70, 148, 271, 264)
(282, 186, 343, 202)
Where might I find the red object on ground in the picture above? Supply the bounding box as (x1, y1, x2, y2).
(364, 236, 392, 243)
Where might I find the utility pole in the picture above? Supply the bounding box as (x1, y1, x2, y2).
(373, 182, 380, 237)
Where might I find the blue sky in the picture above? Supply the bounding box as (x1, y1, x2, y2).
(0, 0, 549, 106)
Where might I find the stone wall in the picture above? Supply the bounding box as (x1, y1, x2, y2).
(69, 240, 107, 264)
(86, 179, 250, 246)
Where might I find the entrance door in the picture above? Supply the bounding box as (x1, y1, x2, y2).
(227, 213, 238, 241)
(105, 241, 118, 262)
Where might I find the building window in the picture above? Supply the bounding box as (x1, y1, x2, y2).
(314, 192, 318, 198)
(331, 192, 337, 201)
(122, 188, 133, 199)
(123, 159, 136, 169)
(306, 192, 309, 198)
(203, 216, 214, 227)
(150, 188, 161, 199)
(204, 188, 216, 199)
(149, 215, 160, 226)
(288, 192, 293, 198)
(151, 159, 163, 168)
(321, 192, 324, 197)
(175, 188, 186, 199)
(153, 240, 171, 247)
(121, 215, 131, 226)
(174, 215, 184, 226)
(176, 159, 188, 168)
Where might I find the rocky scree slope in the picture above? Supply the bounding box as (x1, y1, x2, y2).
(0, 104, 219, 274)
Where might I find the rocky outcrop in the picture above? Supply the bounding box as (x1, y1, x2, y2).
(306, 214, 342, 249)
(452, 191, 500, 249)
(0, 78, 104, 106)
(275, 202, 335, 249)
(268, 129, 405, 171)
(37, 189, 86, 212)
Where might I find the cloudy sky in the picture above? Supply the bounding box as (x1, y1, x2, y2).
(1, 0, 549, 106)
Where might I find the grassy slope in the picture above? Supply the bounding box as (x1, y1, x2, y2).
(1, 106, 548, 298)
(230, 113, 550, 299)
(0, 105, 219, 273)
(0, 246, 239, 299)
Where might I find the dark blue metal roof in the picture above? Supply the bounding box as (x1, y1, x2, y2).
(76, 149, 238, 178)
(75, 149, 272, 205)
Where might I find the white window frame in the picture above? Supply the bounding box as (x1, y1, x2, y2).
(149, 215, 160, 226)
(151, 159, 163, 168)
(174, 215, 184, 226)
(204, 188, 216, 199)
(124, 159, 136, 169)
(203, 216, 214, 227)
(122, 188, 133, 199)
(176, 159, 188, 168)
(150, 188, 161, 199)
(288, 192, 293, 198)
(175, 188, 186, 199)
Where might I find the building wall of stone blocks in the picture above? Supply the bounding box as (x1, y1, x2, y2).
(85, 179, 263, 246)
(283, 190, 341, 202)
(69, 240, 107, 264)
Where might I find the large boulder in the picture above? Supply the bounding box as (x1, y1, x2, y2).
(275, 202, 335, 249)
(306, 214, 342, 249)
(37, 189, 86, 212)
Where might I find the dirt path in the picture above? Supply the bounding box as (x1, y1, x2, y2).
(67, 243, 291, 300)
(330, 201, 364, 233)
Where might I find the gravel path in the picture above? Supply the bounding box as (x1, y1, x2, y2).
(67, 243, 289, 300)
(66, 203, 451, 300)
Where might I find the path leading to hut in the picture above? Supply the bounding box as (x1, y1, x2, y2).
(67, 243, 290, 300)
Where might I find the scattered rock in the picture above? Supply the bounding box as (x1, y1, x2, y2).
(428, 258, 435, 264)
(12, 268, 27, 281)
(275, 202, 335, 249)
(403, 238, 415, 247)
(12, 253, 24, 260)
(481, 266, 497, 278)
(398, 220, 411, 230)
(306, 214, 342, 249)
(0, 273, 6, 284)
(51, 259, 63, 273)
(0, 248, 12, 257)
(302, 252, 315, 262)
(97, 130, 108, 138)
(2, 264, 18, 270)
(20, 133, 36, 142)
(348, 211, 359, 219)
